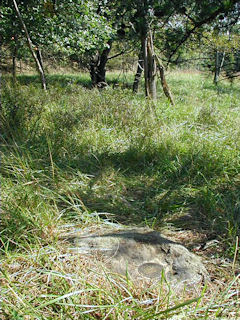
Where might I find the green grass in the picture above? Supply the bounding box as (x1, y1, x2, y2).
(0, 70, 240, 319)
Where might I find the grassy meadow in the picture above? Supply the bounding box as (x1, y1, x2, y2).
(0, 70, 240, 319)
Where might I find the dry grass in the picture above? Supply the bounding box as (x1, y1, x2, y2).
(1, 224, 240, 319)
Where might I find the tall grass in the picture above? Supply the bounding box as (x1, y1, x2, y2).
(0, 71, 240, 318)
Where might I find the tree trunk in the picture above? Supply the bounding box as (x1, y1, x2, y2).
(142, 32, 149, 97)
(140, 25, 174, 104)
(12, 46, 17, 84)
(135, 2, 174, 103)
(0, 54, 2, 113)
(214, 50, 225, 84)
(147, 30, 157, 99)
(36, 49, 44, 73)
(0, 70, 1, 112)
(20, 59, 22, 73)
(141, 28, 157, 99)
(214, 50, 220, 84)
(155, 54, 175, 106)
(12, 0, 47, 90)
(0, 39, 2, 112)
(90, 42, 112, 88)
(133, 45, 144, 93)
(220, 52, 225, 73)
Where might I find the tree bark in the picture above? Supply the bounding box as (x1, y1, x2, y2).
(133, 45, 144, 93)
(141, 25, 157, 99)
(90, 42, 112, 88)
(214, 50, 225, 84)
(142, 32, 174, 103)
(12, 46, 17, 84)
(12, 0, 47, 90)
(36, 49, 44, 73)
(214, 50, 220, 84)
(0, 70, 1, 112)
(0, 49, 2, 113)
(0, 37, 2, 112)
(155, 54, 175, 106)
(142, 32, 149, 97)
(19, 59, 22, 73)
(147, 30, 157, 100)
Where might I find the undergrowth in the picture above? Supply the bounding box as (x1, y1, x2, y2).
(0, 71, 240, 319)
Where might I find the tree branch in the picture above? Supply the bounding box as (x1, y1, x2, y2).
(168, 57, 211, 64)
(107, 51, 125, 60)
(12, 0, 47, 89)
(107, 49, 134, 60)
(167, 0, 239, 65)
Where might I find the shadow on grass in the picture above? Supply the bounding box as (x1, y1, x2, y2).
(2, 74, 239, 245)
(2, 129, 240, 253)
(17, 133, 237, 237)
(17, 74, 92, 88)
(16, 73, 135, 90)
(68, 148, 237, 232)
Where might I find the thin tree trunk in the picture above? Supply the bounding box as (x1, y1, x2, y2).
(214, 50, 220, 84)
(20, 59, 22, 73)
(141, 28, 174, 104)
(12, 0, 47, 90)
(140, 0, 157, 99)
(12, 46, 17, 84)
(214, 50, 225, 84)
(0, 71, 1, 112)
(147, 30, 157, 100)
(155, 54, 175, 106)
(141, 27, 157, 99)
(0, 40, 2, 112)
(138, 2, 172, 102)
(142, 32, 149, 97)
(36, 49, 44, 73)
(133, 45, 144, 93)
(219, 51, 225, 72)
(0, 53, 2, 112)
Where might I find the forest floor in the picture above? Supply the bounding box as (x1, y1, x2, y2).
(1, 70, 240, 319)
